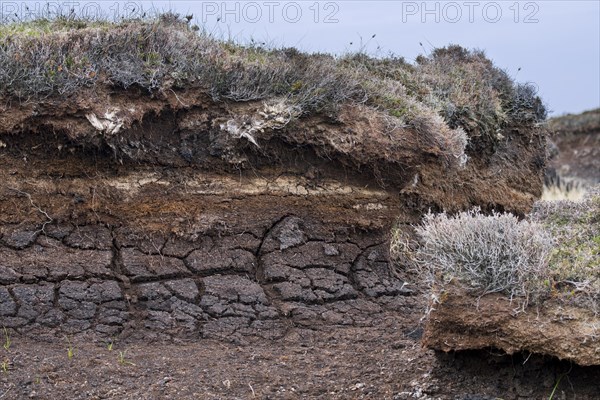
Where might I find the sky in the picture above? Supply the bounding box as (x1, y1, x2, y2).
(3, 1, 599, 116)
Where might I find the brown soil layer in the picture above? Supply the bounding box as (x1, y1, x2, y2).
(0, 88, 545, 213)
(422, 287, 600, 367)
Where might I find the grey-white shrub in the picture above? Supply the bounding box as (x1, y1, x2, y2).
(414, 209, 553, 305)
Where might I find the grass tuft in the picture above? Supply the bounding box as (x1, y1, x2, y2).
(2, 327, 10, 351)
(117, 350, 136, 366)
(66, 337, 75, 360)
(531, 187, 600, 312)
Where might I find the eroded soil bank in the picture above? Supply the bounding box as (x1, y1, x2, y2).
(546, 108, 600, 190)
(0, 87, 545, 341)
(2, 87, 597, 398)
(422, 286, 600, 367)
(0, 126, 413, 343)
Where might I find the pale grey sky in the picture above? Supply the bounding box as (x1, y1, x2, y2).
(5, 1, 600, 115)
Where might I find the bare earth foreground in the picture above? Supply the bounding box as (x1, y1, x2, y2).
(3, 308, 600, 400)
